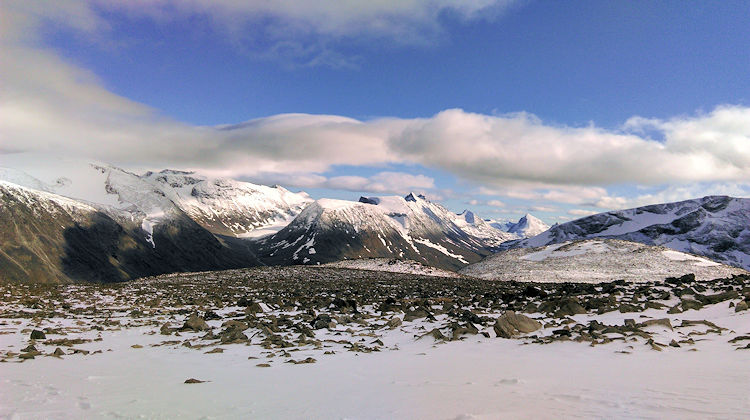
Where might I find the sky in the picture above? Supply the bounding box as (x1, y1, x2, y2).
(1, 1, 750, 224)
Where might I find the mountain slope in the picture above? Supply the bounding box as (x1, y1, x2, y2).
(461, 239, 747, 283)
(0, 180, 262, 283)
(0, 160, 312, 240)
(255, 194, 495, 270)
(504, 196, 750, 269)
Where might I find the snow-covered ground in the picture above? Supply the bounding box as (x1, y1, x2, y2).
(461, 239, 747, 283)
(1, 267, 749, 419)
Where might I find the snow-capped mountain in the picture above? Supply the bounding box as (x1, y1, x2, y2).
(0, 180, 262, 283)
(506, 213, 550, 238)
(454, 210, 517, 247)
(256, 193, 498, 270)
(460, 239, 746, 283)
(485, 214, 550, 239)
(141, 170, 311, 237)
(505, 196, 750, 270)
(0, 159, 312, 241)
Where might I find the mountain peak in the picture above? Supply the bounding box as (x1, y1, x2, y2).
(404, 192, 427, 202)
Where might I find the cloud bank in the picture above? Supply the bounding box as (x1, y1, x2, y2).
(2, 1, 750, 211)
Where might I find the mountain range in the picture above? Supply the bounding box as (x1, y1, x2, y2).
(3, 158, 749, 283)
(0, 160, 537, 281)
(502, 195, 750, 270)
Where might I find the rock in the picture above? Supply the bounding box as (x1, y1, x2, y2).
(522, 285, 546, 298)
(420, 328, 446, 341)
(244, 302, 264, 314)
(639, 318, 673, 330)
(182, 313, 209, 332)
(184, 378, 206, 384)
(311, 314, 334, 330)
(697, 290, 739, 305)
(735, 301, 749, 312)
(451, 323, 479, 340)
(52, 348, 65, 357)
(219, 328, 248, 344)
(555, 298, 587, 317)
(160, 322, 174, 335)
(256, 363, 271, 368)
(618, 304, 640, 313)
(494, 311, 542, 338)
(403, 308, 430, 322)
(30, 330, 46, 340)
(645, 301, 667, 310)
(203, 310, 222, 320)
(669, 339, 680, 348)
(386, 317, 402, 329)
(205, 347, 224, 354)
(680, 299, 703, 311)
(460, 310, 483, 325)
(667, 305, 682, 314)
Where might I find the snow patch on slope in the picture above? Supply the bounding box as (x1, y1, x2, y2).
(462, 239, 746, 283)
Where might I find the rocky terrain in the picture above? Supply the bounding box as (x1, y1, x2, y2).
(2, 266, 749, 417)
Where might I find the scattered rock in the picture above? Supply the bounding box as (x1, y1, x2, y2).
(494, 311, 542, 338)
(182, 313, 209, 332)
(30, 330, 46, 340)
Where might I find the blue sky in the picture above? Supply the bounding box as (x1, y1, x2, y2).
(3, 1, 750, 223)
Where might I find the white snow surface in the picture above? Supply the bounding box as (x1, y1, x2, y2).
(323, 258, 462, 277)
(2, 281, 749, 419)
(461, 239, 747, 283)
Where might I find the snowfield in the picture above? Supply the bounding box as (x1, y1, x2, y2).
(1, 266, 749, 419)
(461, 239, 747, 283)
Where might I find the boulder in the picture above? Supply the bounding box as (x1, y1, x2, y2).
(494, 311, 542, 338)
(182, 313, 209, 332)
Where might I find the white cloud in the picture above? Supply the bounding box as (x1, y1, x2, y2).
(467, 199, 505, 207)
(568, 209, 599, 217)
(4, 1, 750, 212)
(244, 171, 434, 196)
(2, 0, 518, 67)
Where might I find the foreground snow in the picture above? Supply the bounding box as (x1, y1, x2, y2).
(1, 267, 749, 419)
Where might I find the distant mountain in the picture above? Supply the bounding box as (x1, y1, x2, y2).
(504, 196, 750, 270)
(1, 162, 311, 240)
(461, 238, 746, 283)
(255, 194, 500, 270)
(454, 210, 517, 247)
(506, 213, 550, 238)
(485, 213, 550, 239)
(0, 160, 312, 282)
(0, 181, 261, 283)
